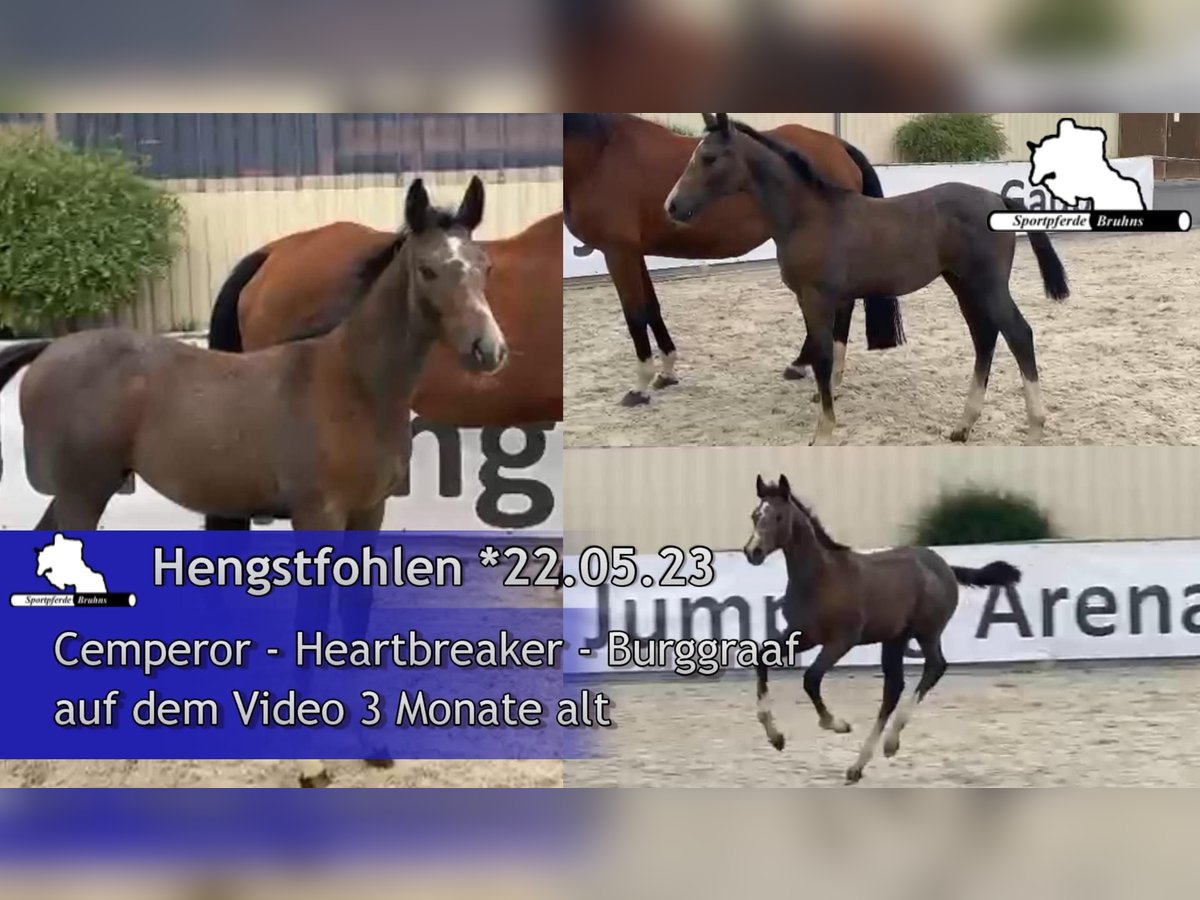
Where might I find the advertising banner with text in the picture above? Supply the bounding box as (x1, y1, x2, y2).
(563, 539, 1200, 674)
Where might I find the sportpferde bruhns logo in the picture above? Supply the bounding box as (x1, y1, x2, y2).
(9, 533, 135, 608)
(988, 117, 1192, 234)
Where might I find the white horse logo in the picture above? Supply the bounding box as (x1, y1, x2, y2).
(1027, 118, 1146, 211)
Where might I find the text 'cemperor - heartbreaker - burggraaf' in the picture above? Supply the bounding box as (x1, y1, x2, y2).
(153, 545, 463, 597)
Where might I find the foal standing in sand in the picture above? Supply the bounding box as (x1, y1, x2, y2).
(0, 177, 505, 787)
(666, 113, 1071, 446)
(744, 475, 1021, 784)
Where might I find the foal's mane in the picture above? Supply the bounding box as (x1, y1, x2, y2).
(281, 204, 461, 345)
(787, 492, 851, 552)
(717, 117, 846, 196)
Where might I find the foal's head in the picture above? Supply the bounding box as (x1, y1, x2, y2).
(744, 474, 848, 565)
(744, 474, 802, 565)
(664, 113, 748, 224)
(401, 176, 508, 374)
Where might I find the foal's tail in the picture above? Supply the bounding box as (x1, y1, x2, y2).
(1001, 197, 1071, 301)
(207, 249, 270, 353)
(951, 561, 1022, 588)
(0, 339, 52, 392)
(840, 138, 906, 351)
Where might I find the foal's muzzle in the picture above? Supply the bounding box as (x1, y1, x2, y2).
(744, 545, 765, 566)
(665, 199, 694, 224)
(463, 338, 508, 375)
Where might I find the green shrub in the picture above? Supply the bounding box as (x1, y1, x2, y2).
(0, 130, 183, 334)
(911, 486, 1056, 546)
(894, 113, 1008, 163)
(1002, 0, 1125, 59)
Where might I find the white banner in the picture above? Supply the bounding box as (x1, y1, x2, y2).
(563, 539, 1200, 673)
(0, 339, 561, 533)
(563, 156, 1157, 279)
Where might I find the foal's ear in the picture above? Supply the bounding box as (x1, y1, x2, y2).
(778, 473, 790, 495)
(456, 175, 485, 232)
(405, 178, 431, 233)
(701, 113, 718, 130)
(756, 474, 766, 498)
(714, 113, 730, 134)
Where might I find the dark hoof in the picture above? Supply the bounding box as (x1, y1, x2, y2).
(845, 767, 863, 785)
(299, 771, 332, 788)
(652, 374, 679, 390)
(883, 737, 900, 758)
(783, 365, 808, 381)
(364, 755, 394, 769)
(620, 391, 650, 407)
(769, 734, 785, 752)
(949, 428, 969, 443)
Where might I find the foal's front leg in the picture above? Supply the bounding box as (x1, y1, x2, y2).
(755, 631, 816, 751)
(344, 501, 394, 772)
(291, 502, 349, 788)
(797, 289, 838, 445)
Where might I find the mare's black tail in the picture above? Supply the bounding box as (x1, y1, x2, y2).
(1001, 197, 1070, 300)
(840, 138, 906, 350)
(207, 249, 269, 353)
(0, 339, 52, 392)
(951, 561, 1022, 588)
(204, 249, 268, 531)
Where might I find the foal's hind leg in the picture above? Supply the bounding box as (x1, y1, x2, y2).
(990, 295, 1046, 443)
(846, 636, 906, 785)
(945, 276, 999, 443)
(883, 635, 948, 759)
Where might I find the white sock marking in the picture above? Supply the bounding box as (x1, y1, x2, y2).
(1022, 377, 1046, 440)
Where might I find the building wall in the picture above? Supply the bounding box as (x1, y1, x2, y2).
(1, 113, 563, 332)
(118, 168, 562, 332)
(563, 445, 1200, 553)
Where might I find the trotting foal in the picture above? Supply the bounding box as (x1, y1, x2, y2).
(666, 113, 1071, 446)
(743, 474, 1021, 784)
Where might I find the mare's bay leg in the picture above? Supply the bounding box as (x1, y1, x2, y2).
(790, 299, 851, 388)
(606, 250, 657, 406)
(639, 260, 679, 390)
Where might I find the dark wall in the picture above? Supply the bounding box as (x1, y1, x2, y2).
(9, 113, 562, 180)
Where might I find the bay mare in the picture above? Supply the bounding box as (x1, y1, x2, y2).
(204, 208, 563, 531)
(745, 475, 1022, 784)
(0, 177, 506, 786)
(564, 113, 905, 405)
(666, 114, 1071, 446)
(208, 211, 563, 426)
